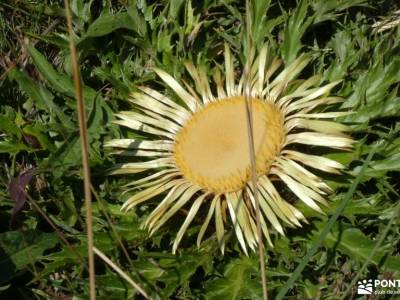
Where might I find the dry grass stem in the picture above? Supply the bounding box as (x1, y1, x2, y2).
(90, 185, 134, 268)
(63, 0, 96, 299)
(24, 191, 87, 270)
(244, 1, 268, 299)
(93, 247, 150, 299)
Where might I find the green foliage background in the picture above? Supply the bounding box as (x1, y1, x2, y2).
(0, 0, 399, 299)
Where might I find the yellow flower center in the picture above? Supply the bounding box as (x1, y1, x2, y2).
(173, 96, 285, 193)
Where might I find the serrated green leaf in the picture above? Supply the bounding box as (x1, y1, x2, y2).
(320, 225, 400, 273)
(205, 257, 262, 300)
(0, 231, 58, 284)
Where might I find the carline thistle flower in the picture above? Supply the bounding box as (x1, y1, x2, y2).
(106, 44, 354, 254)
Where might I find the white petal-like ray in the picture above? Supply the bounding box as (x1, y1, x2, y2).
(138, 86, 189, 112)
(117, 111, 181, 134)
(289, 111, 353, 119)
(286, 118, 350, 134)
(213, 68, 227, 99)
(226, 193, 250, 254)
(264, 58, 282, 87)
(224, 44, 235, 97)
(292, 80, 342, 106)
(197, 195, 219, 247)
(276, 84, 320, 109)
(184, 61, 202, 94)
(113, 118, 174, 139)
(258, 176, 304, 226)
(256, 184, 294, 226)
(294, 74, 321, 93)
(129, 92, 189, 124)
(285, 96, 343, 114)
(199, 66, 215, 103)
(282, 150, 344, 174)
(275, 159, 330, 195)
(121, 178, 185, 211)
(247, 186, 284, 235)
(269, 55, 309, 88)
(286, 132, 354, 149)
(275, 158, 331, 194)
(154, 68, 199, 112)
(257, 45, 268, 96)
(150, 185, 201, 235)
(109, 158, 174, 175)
(104, 139, 173, 151)
(123, 169, 176, 187)
(214, 196, 225, 253)
(122, 171, 180, 194)
(173, 193, 209, 254)
(111, 149, 170, 158)
(181, 79, 203, 105)
(237, 198, 257, 251)
(272, 169, 325, 213)
(145, 181, 192, 229)
(267, 55, 311, 100)
(126, 108, 183, 134)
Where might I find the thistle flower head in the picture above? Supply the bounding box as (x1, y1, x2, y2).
(106, 44, 354, 254)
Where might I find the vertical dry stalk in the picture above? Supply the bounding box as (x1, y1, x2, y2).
(63, 1, 96, 299)
(244, 1, 268, 300)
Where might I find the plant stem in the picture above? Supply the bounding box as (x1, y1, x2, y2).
(244, 1, 268, 299)
(63, 1, 96, 299)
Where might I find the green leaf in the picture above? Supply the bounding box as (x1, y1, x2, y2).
(0, 140, 30, 154)
(281, 0, 314, 64)
(140, 251, 214, 298)
(312, 0, 368, 23)
(0, 115, 21, 138)
(9, 68, 51, 111)
(321, 225, 400, 273)
(26, 45, 98, 108)
(85, 12, 137, 38)
(26, 45, 76, 97)
(22, 124, 55, 151)
(251, 0, 281, 47)
(205, 257, 262, 300)
(71, 0, 93, 22)
(9, 69, 75, 129)
(43, 132, 80, 175)
(168, 0, 185, 20)
(127, 3, 147, 37)
(0, 231, 58, 284)
(343, 58, 400, 113)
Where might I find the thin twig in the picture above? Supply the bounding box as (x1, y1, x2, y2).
(93, 247, 150, 299)
(243, 1, 268, 300)
(90, 185, 134, 268)
(63, 1, 96, 299)
(24, 191, 87, 269)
